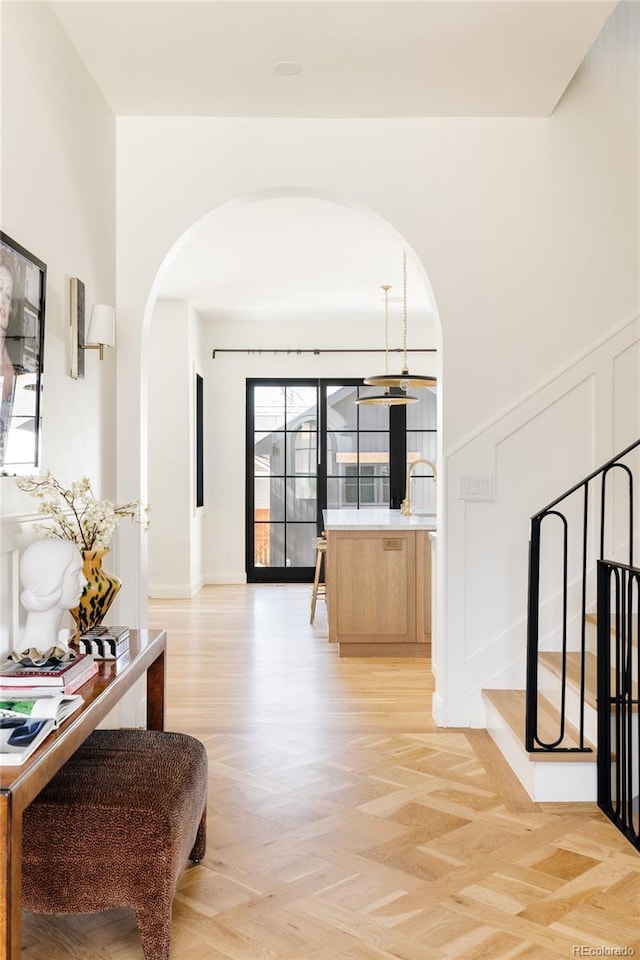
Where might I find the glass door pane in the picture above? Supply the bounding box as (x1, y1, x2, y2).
(325, 385, 390, 510)
(406, 388, 438, 515)
(248, 380, 318, 581)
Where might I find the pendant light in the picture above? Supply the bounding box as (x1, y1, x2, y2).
(363, 250, 437, 390)
(356, 283, 418, 406)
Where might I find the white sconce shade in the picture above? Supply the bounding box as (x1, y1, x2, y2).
(87, 305, 116, 352)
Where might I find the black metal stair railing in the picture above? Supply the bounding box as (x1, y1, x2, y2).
(526, 437, 640, 754)
(597, 559, 640, 851)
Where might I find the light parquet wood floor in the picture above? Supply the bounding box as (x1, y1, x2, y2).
(23, 585, 640, 959)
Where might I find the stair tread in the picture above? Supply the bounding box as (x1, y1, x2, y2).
(483, 688, 597, 760)
(539, 651, 638, 707)
(586, 612, 638, 643)
(539, 651, 598, 709)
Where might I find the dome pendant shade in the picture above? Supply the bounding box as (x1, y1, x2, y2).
(355, 386, 419, 406)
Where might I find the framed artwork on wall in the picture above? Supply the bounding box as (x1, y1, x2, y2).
(0, 232, 47, 475)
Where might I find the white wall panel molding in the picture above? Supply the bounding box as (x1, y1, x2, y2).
(442, 315, 640, 726)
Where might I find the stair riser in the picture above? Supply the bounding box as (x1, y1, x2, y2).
(484, 697, 597, 802)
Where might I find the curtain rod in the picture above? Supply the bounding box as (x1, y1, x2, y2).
(212, 347, 436, 358)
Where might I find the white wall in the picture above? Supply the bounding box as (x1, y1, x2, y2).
(148, 299, 206, 596)
(442, 316, 640, 728)
(3, 0, 635, 739)
(438, 2, 640, 726)
(0, 2, 116, 651)
(190, 308, 206, 594)
(148, 300, 192, 594)
(117, 1, 639, 729)
(203, 307, 438, 584)
(2, 3, 604, 723)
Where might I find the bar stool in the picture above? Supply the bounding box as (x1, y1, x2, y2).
(310, 531, 327, 624)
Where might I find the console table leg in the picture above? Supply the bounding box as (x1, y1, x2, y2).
(146, 648, 166, 731)
(0, 792, 21, 960)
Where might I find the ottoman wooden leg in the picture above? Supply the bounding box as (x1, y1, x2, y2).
(189, 807, 207, 863)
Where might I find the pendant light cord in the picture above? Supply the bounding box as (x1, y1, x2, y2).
(381, 284, 391, 375)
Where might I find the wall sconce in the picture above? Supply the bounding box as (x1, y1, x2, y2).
(69, 278, 116, 379)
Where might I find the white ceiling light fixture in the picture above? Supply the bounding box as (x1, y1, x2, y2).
(274, 61, 302, 76)
(356, 283, 418, 407)
(363, 250, 437, 391)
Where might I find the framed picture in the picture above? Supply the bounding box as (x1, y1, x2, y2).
(0, 232, 47, 474)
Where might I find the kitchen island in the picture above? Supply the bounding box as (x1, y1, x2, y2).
(323, 509, 436, 657)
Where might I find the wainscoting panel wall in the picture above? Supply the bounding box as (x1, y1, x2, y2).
(442, 315, 640, 728)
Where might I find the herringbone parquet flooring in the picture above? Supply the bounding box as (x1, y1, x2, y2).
(22, 585, 640, 959)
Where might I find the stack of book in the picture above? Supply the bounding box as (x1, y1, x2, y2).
(0, 653, 98, 696)
(77, 625, 129, 660)
(0, 654, 97, 765)
(0, 692, 85, 765)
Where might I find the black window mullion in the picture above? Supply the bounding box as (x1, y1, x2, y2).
(318, 382, 327, 534)
(389, 403, 406, 510)
(356, 395, 361, 508)
(246, 381, 255, 577)
(283, 390, 288, 561)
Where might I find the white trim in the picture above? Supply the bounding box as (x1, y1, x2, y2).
(205, 572, 248, 585)
(148, 579, 205, 599)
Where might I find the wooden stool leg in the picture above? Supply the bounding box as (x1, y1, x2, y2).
(310, 544, 324, 624)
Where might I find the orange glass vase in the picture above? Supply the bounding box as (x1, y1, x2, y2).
(70, 548, 121, 633)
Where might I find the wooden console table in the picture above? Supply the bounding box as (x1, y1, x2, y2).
(0, 628, 167, 960)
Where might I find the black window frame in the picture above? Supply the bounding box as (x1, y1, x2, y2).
(246, 378, 435, 582)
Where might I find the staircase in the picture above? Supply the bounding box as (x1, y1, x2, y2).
(483, 654, 598, 802)
(483, 439, 640, 807)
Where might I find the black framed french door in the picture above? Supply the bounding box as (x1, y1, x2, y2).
(246, 380, 319, 582)
(246, 378, 436, 582)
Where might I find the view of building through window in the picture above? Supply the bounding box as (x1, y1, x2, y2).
(247, 380, 436, 581)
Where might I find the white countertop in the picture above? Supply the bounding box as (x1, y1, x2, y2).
(323, 508, 436, 531)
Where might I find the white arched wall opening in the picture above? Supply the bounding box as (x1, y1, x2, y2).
(117, 186, 445, 726)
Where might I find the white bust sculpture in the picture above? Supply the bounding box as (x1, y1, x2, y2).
(19, 540, 87, 650)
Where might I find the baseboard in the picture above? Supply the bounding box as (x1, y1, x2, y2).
(148, 581, 203, 598)
(431, 691, 445, 726)
(205, 572, 248, 585)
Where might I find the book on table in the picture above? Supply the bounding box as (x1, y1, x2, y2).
(77, 625, 130, 660)
(0, 691, 83, 726)
(0, 692, 84, 766)
(0, 652, 97, 689)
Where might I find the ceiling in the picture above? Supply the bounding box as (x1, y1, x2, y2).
(51, 1, 616, 119)
(49, 1, 617, 317)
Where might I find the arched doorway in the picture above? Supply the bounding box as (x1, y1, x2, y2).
(144, 192, 441, 597)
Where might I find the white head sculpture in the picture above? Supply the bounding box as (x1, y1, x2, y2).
(19, 540, 87, 649)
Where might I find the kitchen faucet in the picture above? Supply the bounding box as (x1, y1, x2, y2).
(400, 458, 437, 516)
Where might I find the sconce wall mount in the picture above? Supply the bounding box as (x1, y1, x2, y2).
(69, 278, 115, 379)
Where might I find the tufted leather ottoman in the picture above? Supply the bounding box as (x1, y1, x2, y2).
(22, 729, 208, 960)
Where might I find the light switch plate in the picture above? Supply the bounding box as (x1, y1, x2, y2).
(460, 475, 495, 501)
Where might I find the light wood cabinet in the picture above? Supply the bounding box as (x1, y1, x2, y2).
(326, 528, 431, 657)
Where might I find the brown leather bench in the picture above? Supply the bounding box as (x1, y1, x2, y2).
(22, 728, 208, 960)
